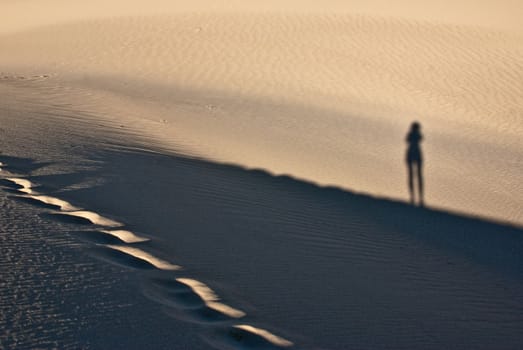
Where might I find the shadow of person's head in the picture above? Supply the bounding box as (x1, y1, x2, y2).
(410, 121, 421, 133)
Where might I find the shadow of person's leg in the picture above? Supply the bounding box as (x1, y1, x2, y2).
(408, 162, 415, 204)
(417, 162, 424, 206)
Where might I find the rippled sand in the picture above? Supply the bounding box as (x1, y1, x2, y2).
(1, 1, 522, 348)
(2, 10, 522, 224)
(1, 81, 522, 349)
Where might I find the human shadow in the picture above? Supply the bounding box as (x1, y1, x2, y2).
(405, 121, 423, 206)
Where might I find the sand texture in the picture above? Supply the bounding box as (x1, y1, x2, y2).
(2, 10, 522, 224)
(1, 1, 523, 349)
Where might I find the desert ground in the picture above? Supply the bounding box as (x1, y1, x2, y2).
(1, 1, 522, 349)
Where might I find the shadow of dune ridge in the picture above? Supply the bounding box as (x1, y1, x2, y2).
(1, 150, 522, 280)
(1, 149, 523, 349)
(56, 147, 522, 274)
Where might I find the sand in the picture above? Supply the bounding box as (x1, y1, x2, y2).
(2, 5, 522, 225)
(1, 1, 522, 349)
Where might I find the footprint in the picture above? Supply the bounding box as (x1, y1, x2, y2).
(0, 178, 24, 190)
(164, 304, 240, 325)
(72, 229, 149, 245)
(144, 277, 245, 325)
(149, 277, 195, 291)
(102, 245, 181, 271)
(100, 229, 149, 243)
(147, 278, 246, 315)
(10, 194, 79, 211)
(143, 279, 209, 310)
(42, 212, 94, 225)
(2, 178, 79, 211)
(71, 230, 130, 245)
(5, 177, 35, 194)
(9, 195, 63, 210)
(3, 178, 123, 228)
(205, 324, 294, 349)
(45, 210, 122, 227)
(176, 278, 246, 319)
(89, 246, 159, 270)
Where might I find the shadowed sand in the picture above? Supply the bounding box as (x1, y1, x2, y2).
(2, 146, 522, 349)
(1, 83, 522, 348)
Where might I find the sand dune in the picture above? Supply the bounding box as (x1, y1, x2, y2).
(1, 1, 522, 348)
(2, 0, 523, 33)
(1, 97, 522, 348)
(1, 12, 522, 225)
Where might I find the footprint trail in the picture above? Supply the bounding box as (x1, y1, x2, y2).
(0, 160, 295, 349)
